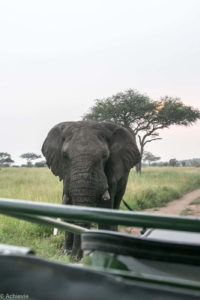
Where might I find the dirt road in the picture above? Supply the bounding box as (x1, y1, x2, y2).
(121, 188, 200, 235)
(146, 188, 200, 216)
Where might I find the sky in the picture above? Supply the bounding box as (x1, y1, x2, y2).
(0, 0, 200, 164)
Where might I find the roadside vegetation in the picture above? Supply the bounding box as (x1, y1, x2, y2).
(189, 197, 200, 205)
(180, 208, 192, 216)
(180, 197, 200, 216)
(0, 166, 200, 261)
(124, 167, 200, 210)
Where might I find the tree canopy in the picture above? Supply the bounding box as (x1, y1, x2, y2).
(84, 89, 200, 171)
(169, 158, 178, 167)
(0, 152, 14, 167)
(20, 152, 41, 166)
(143, 151, 160, 166)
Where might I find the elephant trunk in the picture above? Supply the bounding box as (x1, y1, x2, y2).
(70, 172, 96, 207)
(69, 158, 109, 206)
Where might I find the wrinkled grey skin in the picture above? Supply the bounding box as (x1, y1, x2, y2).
(42, 121, 140, 259)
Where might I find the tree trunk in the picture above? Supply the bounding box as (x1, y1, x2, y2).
(136, 145, 143, 174)
(136, 162, 141, 173)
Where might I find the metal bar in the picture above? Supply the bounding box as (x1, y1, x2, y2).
(1, 198, 200, 233)
(96, 267, 200, 292)
(2, 211, 88, 234)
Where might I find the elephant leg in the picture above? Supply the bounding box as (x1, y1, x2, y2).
(98, 176, 128, 232)
(64, 232, 74, 251)
(98, 223, 117, 231)
(62, 193, 74, 252)
(114, 175, 129, 210)
(98, 186, 118, 231)
(71, 222, 90, 260)
(72, 234, 82, 260)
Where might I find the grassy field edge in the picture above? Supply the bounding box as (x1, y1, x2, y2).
(0, 166, 200, 261)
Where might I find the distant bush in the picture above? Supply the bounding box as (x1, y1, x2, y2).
(0, 163, 10, 167)
(129, 186, 181, 210)
(191, 160, 200, 167)
(169, 158, 178, 167)
(35, 161, 47, 168)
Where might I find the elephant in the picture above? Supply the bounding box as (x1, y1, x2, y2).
(42, 120, 140, 259)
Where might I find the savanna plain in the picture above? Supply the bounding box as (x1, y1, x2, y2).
(0, 167, 200, 262)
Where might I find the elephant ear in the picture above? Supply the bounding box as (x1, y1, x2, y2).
(42, 123, 65, 181)
(105, 124, 141, 177)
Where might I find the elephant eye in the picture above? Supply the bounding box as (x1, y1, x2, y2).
(63, 152, 68, 159)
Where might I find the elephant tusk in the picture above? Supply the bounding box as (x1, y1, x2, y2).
(102, 190, 110, 201)
(62, 194, 69, 204)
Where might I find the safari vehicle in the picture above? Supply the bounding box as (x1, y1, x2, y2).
(0, 198, 200, 299)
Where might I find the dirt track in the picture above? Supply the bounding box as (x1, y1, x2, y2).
(145, 188, 200, 216)
(121, 188, 200, 235)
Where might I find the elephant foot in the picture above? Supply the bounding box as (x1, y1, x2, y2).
(60, 246, 72, 255)
(71, 249, 83, 261)
(64, 231, 74, 251)
(98, 224, 118, 231)
(71, 234, 82, 260)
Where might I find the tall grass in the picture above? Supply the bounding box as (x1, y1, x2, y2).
(0, 168, 69, 262)
(124, 167, 200, 210)
(0, 167, 62, 203)
(0, 166, 200, 261)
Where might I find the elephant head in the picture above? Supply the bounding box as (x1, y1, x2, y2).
(42, 121, 140, 258)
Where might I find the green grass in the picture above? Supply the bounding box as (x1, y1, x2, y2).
(0, 166, 200, 262)
(124, 167, 200, 210)
(0, 167, 69, 262)
(0, 214, 70, 263)
(0, 167, 62, 203)
(180, 208, 192, 216)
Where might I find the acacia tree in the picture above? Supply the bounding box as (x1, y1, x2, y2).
(20, 153, 41, 167)
(84, 89, 200, 172)
(169, 158, 178, 167)
(0, 152, 14, 167)
(143, 151, 160, 166)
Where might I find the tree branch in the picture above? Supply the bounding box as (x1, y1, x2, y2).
(143, 137, 162, 146)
